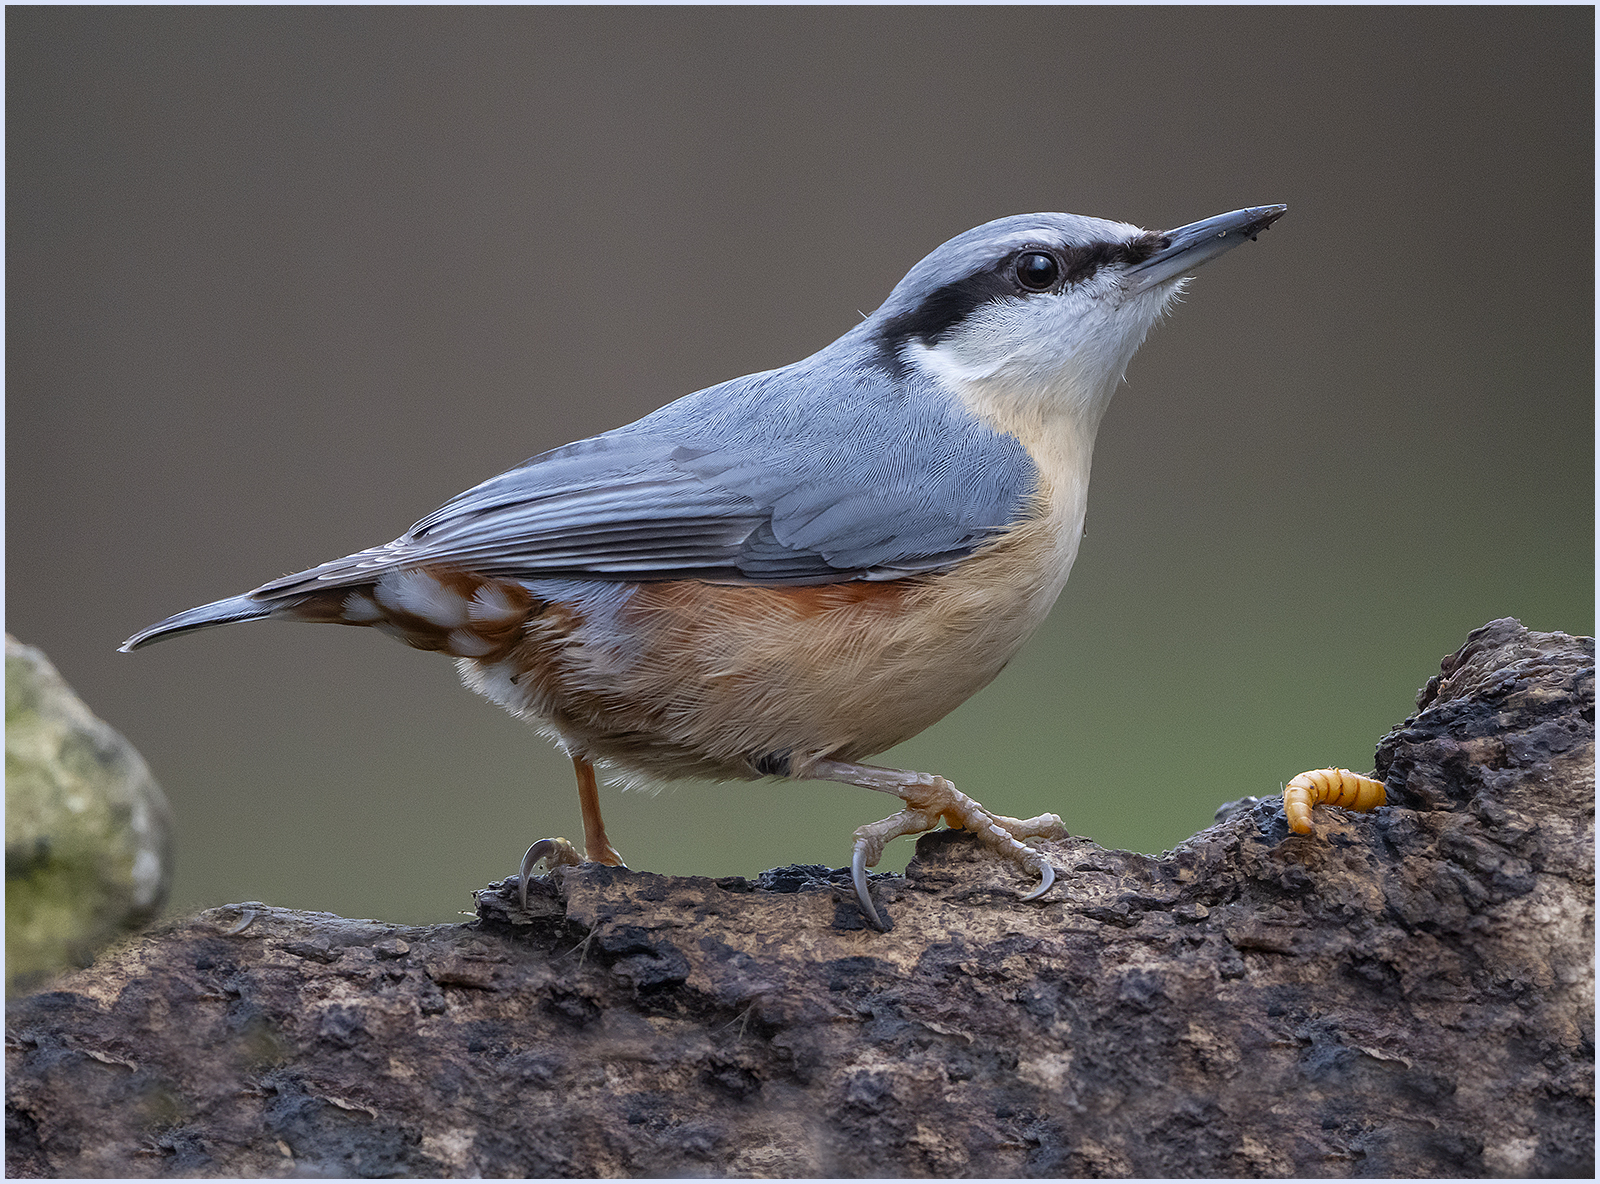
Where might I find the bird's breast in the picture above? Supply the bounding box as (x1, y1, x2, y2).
(455, 496, 1084, 782)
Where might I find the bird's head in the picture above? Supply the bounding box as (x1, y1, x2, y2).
(867, 205, 1285, 432)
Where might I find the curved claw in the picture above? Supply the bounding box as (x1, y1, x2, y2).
(519, 838, 569, 910)
(850, 839, 887, 930)
(519, 841, 551, 911)
(1017, 857, 1056, 903)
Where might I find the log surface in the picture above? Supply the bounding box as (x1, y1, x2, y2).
(6, 619, 1593, 1178)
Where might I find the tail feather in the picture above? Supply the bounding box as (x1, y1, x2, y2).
(119, 594, 276, 652)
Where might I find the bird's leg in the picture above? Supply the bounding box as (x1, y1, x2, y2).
(518, 755, 627, 910)
(573, 755, 626, 868)
(805, 758, 1067, 929)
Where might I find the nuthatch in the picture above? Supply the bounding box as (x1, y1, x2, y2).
(123, 204, 1285, 928)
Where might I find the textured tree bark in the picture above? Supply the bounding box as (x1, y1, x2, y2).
(6, 619, 1593, 1178)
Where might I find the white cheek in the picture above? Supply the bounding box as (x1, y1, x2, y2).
(908, 296, 1084, 385)
(1061, 280, 1185, 382)
(914, 276, 1176, 380)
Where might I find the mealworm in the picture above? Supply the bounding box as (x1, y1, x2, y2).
(1283, 768, 1386, 835)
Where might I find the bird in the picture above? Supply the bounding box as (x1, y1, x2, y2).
(122, 203, 1285, 928)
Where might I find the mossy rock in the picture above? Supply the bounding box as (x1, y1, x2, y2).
(6, 635, 173, 996)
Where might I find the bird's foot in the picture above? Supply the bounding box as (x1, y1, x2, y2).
(811, 760, 1065, 929)
(518, 836, 627, 910)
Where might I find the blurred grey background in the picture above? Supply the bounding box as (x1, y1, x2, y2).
(9, 8, 1593, 923)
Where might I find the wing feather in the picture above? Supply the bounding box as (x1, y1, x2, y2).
(250, 357, 1037, 602)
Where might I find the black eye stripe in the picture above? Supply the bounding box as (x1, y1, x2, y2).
(1054, 233, 1167, 285)
(876, 231, 1169, 370)
(875, 270, 1018, 361)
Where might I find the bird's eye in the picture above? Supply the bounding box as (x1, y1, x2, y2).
(1014, 252, 1059, 291)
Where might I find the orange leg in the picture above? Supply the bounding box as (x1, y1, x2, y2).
(573, 756, 626, 867)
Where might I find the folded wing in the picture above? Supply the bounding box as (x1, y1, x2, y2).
(252, 359, 1038, 600)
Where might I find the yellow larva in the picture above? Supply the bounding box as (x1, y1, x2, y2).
(1283, 768, 1386, 835)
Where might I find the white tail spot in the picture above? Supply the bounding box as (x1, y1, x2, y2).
(341, 592, 384, 623)
(469, 583, 525, 625)
(447, 629, 497, 657)
(374, 570, 470, 628)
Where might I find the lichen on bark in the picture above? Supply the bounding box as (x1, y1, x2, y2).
(5, 634, 174, 997)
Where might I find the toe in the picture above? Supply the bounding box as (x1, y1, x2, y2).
(519, 837, 584, 909)
(1017, 857, 1056, 902)
(851, 837, 887, 930)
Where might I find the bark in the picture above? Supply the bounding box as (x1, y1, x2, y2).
(5, 619, 1593, 1178)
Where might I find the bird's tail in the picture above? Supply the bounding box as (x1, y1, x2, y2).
(119, 594, 276, 652)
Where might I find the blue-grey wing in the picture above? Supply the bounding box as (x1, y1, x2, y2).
(252, 356, 1037, 599)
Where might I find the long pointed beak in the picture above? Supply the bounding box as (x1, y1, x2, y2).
(1124, 204, 1287, 294)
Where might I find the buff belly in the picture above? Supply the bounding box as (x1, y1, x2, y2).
(456, 530, 1073, 785)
